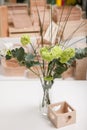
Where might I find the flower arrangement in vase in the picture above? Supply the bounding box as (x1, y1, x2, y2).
(0, 1, 87, 115)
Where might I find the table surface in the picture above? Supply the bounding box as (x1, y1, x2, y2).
(0, 80, 87, 130)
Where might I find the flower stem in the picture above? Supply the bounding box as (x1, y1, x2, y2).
(42, 88, 51, 107)
(30, 42, 45, 78)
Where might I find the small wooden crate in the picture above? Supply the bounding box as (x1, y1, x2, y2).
(48, 101, 76, 128)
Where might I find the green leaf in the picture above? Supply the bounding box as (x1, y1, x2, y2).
(52, 60, 68, 79)
(6, 55, 12, 60)
(84, 47, 87, 56)
(67, 57, 75, 65)
(47, 60, 55, 74)
(26, 61, 40, 68)
(25, 53, 39, 68)
(15, 47, 25, 61)
(25, 53, 35, 62)
(54, 65, 67, 75)
(11, 49, 17, 57)
(75, 47, 87, 59)
(6, 50, 12, 60)
(53, 73, 61, 78)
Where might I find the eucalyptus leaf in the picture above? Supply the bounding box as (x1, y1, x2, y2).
(67, 57, 75, 65)
(52, 60, 68, 79)
(6, 55, 12, 60)
(25, 53, 35, 62)
(25, 61, 40, 68)
(75, 47, 87, 59)
(15, 47, 25, 61)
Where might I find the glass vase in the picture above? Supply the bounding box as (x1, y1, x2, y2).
(40, 80, 53, 116)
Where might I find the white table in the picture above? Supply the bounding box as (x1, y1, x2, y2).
(0, 80, 87, 130)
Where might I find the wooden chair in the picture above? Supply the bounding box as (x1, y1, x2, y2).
(0, 6, 8, 37)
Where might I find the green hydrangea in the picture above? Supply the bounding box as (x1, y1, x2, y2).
(67, 48, 75, 58)
(40, 47, 53, 62)
(60, 48, 75, 63)
(21, 34, 31, 46)
(40, 47, 48, 54)
(51, 46, 63, 59)
(40, 46, 63, 62)
(44, 76, 53, 81)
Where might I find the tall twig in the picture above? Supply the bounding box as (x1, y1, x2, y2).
(50, 3, 53, 45)
(35, 0, 46, 77)
(56, 5, 65, 44)
(59, 6, 73, 44)
(65, 37, 86, 48)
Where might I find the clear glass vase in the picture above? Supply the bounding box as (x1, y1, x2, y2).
(40, 80, 53, 116)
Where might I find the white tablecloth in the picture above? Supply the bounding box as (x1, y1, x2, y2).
(0, 80, 87, 130)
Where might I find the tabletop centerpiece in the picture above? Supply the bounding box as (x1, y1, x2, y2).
(4, 33, 87, 115)
(1, 2, 87, 115)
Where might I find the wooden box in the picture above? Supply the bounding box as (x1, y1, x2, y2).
(1, 58, 26, 76)
(48, 101, 76, 128)
(30, 0, 46, 7)
(53, 6, 82, 22)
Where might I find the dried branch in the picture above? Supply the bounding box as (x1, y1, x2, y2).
(58, 6, 73, 44)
